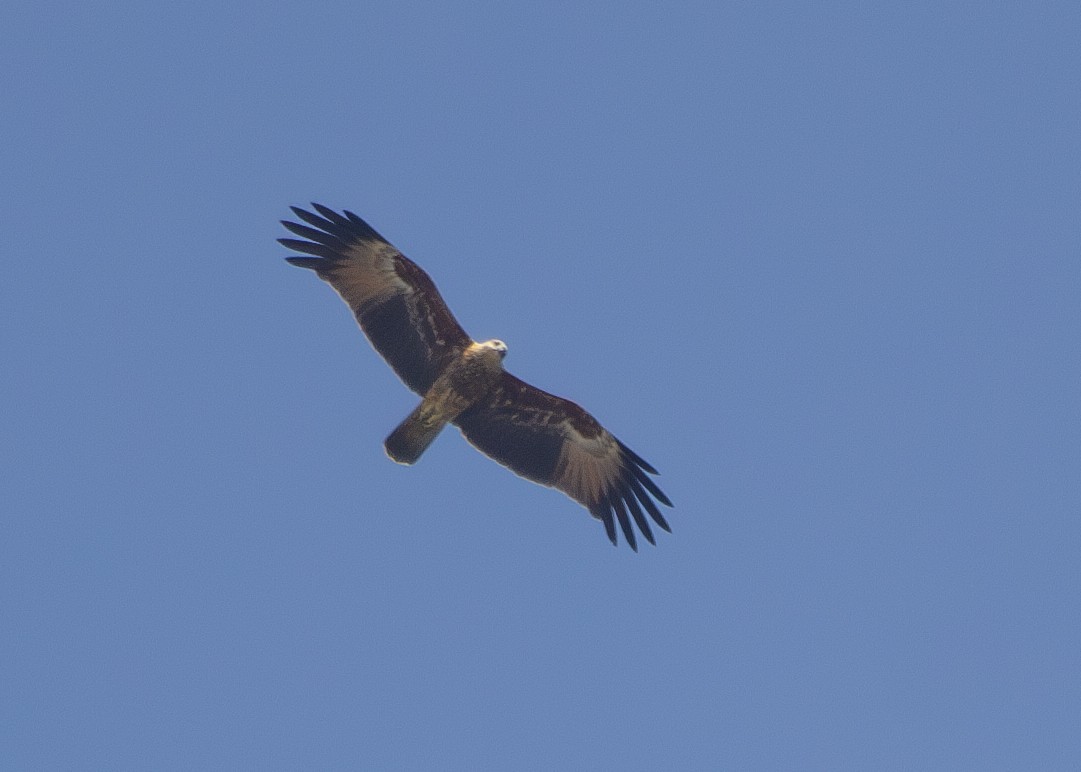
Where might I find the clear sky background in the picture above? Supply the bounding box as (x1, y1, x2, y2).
(3, 2, 1079, 769)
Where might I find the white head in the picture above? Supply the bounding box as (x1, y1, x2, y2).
(478, 339, 508, 360)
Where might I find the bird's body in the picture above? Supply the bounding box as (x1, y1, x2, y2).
(384, 339, 507, 465)
(280, 204, 672, 549)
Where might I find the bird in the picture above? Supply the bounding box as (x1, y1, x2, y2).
(279, 204, 672, 550)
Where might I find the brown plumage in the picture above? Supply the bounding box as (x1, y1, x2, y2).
(280, 204, 672, 550)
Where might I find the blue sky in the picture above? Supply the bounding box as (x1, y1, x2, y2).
(3, 1, 1079, 768)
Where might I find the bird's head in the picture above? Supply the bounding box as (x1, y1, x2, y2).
(481, 339, 508, 360)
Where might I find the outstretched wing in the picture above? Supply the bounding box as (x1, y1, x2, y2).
(454, 373, 672, 550)
(279, 204, 471, 395)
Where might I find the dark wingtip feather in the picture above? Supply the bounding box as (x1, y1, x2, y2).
(624, 474, 672, 533)
(284, 257, 323, 271)
(289, 205, 321, 224)
(631, 464, 673, 508)
(277, 237, 342, 259)
(618, 439, 659, 475)
(622, 491, 656, 546)
(611, 496, 638, 552)
(280, 219, 350, 248)
(341, 208, 387, 242)
(597, 507, 617, 546)
(311, 202, 352, 228)
(288, 205, 341, 234)
(649, 508, 672, 534)
(285, 204, 387, 245)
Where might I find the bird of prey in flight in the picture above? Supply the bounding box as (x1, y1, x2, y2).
(280, 204, 672, 549)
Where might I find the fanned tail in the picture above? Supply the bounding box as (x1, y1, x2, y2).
(384, 402, 447, 465)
